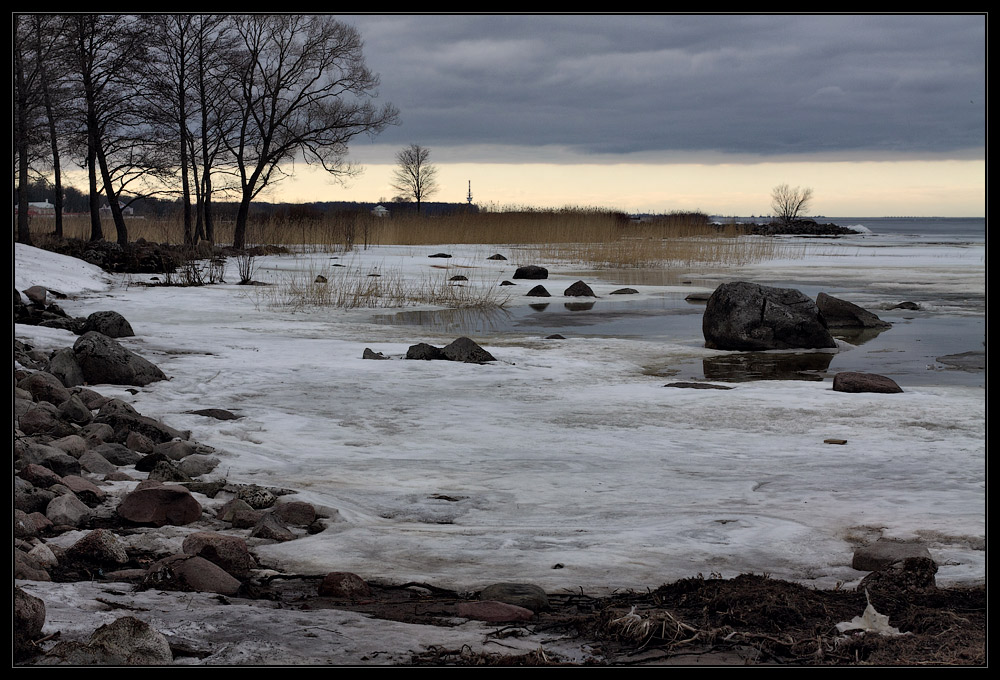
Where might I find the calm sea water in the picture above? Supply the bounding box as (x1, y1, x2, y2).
(715, 216, 985, 241)
(373, 216, 985, 387)
(827, 216, 985, 241)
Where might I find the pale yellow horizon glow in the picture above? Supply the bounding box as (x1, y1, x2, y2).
(57, 158, 984, 218)
(273, 158, 985, 217)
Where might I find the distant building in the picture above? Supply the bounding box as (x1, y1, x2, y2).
(371, 204, 389, 218)
(99, 201, 134, 216)
(14, 200, 56, 216)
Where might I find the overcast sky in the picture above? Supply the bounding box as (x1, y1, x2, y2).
(268, 14, 985, 214)
(340, 14, 985, 165)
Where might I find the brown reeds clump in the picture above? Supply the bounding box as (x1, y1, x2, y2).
(28, 207, 801, 269)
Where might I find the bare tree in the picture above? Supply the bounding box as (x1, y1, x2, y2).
(142, 15, 198, 244)
(190, 14, 237, 244)
(13, 14, 43, 244)
(771, 184, 814, 225)
(223, 15, 399, 249)
(390, 144, 439, 214)
(66, 14, 163, 244)
(29, 14, 74, 239)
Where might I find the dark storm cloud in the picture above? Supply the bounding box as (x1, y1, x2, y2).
(343, 14, 985, 161)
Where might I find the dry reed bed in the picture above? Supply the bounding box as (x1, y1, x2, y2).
(247, 263, 513, 311)
(28, 211, 801, 309)
(30, 211, 800, 267)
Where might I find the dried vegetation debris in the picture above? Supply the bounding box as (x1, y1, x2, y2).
(405, 573, 984, 666)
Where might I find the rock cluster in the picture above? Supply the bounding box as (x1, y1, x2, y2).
(406, 336, 496, 363)
(14, 306, 330, 664)
(741, 220, 858, 236)
(16, 289, 166, 387)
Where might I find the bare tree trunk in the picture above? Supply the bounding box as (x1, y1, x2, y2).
(34, 16, 65, 238)
(14, 34, 33, 245)
(177, 25, 194, 246)
(203, 172, 215, 244)
(202, 156, 215, 244)
(234, 196, 252, 249)
(47, 113, 65, 239)
(87, 129, 103, 242)
(16, 143, 33, 246)
(180, 123, 193, 244)
(192, 14, 229, 246)
(189, 137, 205, 242)
(96, 142, 129, 245)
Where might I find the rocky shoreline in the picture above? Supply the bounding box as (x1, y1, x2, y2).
(736, 219, 861, 237)
(15, 295, 331, 663)
(13, 284, 599, 664)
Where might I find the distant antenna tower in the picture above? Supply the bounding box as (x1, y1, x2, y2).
(466, 180, 473, 204)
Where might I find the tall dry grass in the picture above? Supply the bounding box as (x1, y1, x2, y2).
(248, 263, 512, 311)
(27, 208, 802, 269)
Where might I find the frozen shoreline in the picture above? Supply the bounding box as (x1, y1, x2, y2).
(14, 236, 985, 663)
(14, 237, 985, 593)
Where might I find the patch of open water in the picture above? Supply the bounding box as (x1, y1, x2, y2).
(372, 268, 984, 389)
(373, 298, 983, 389)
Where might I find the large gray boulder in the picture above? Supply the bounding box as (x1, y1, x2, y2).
(406, 342, 446, 360)
(442, 337, 496, 363)
(479, 582, 550, 612)
(15, 479, 58, 515)
(17, 440, 82, 477)
(78, 449, 118, 476)
(816, 292, 892, 329)
(852, 540, 933, 571)
(702, 281, 837, 351)
(94, 411, 189, 445)
(46, 494, 92, 528)
(66, 528, 130, 566)
(41, 616, 173, 665)
(18, 402, 77, 438)
(73, 332, 166, 386)
(22, 285, 48, 305)
(182, 532, 256, 578)
(116, 480, 202, 527)
(90, 442, 142, 466)
(832, 371, 903, 394)
(318, 572, 372, 599)
(47, 348, 87, 388)
(512, 265, 548, 280)
(81, 310, 135, 338)
(18, 371, 73, 405)
(57, 395, 93, 425)
(250, 512, 296, 541)
(564, 280, 596, 297)
(272, 500, 318, 527)
(14, 587, 46, 661)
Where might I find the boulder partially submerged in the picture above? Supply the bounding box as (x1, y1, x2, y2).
(832, 371, 903, 394)
(702, 281, 837, 351)
(513, 265, 548, 280)
(816, 292, 891, 329)
(564, 280, 596, 297)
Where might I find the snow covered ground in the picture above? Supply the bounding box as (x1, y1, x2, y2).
(14, 232, 985, 663)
